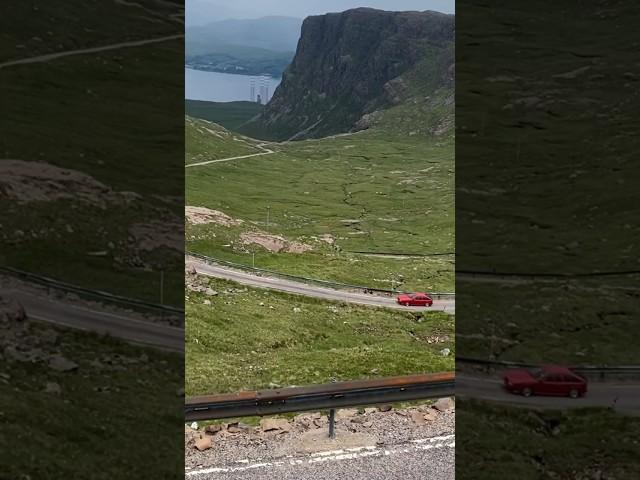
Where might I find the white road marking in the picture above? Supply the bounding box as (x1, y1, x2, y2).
(186, 434, 454, 477)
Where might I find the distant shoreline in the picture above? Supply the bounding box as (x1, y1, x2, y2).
(185, 65, 283, 79)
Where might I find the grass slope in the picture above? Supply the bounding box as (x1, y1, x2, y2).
(457, 399, 640, 480)
(185, 100, 263, 131)
(1, 0, 184, 305)
(0, 321, 183, 479)
(186, 125, 454, 291)
(186, 116, 263, 164)
(186, 277, 454, 395)
(456, 0, 640, 364)
(457, 278, 640, 365)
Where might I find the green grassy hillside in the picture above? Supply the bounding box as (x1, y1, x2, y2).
(458, 399, 640, 480)
(186, 122, 454, 292)
(186, 277, 454, 395)
(1, 0, 184, 305)
(185, 100, 263, 131)
(185, 116, 264, 164)
(0, 320, 182, 479)
(456, 0, 640, 365)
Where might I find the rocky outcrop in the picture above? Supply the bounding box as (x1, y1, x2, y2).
(241, 8, 454, 141)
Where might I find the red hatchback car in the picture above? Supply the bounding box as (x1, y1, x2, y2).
(396, 292, 433, 307)
(503, 365, 587, 398)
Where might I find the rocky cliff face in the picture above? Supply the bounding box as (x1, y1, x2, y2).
(240, 8, 454, 141)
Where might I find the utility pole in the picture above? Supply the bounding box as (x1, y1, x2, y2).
(252, 251, 255, 268)
(160, 269, 164, 305)
(266, 206, 271, 228)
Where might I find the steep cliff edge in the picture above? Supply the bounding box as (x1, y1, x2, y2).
(240, 8, 454, 141)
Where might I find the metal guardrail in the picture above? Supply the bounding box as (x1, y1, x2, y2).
(457, 269, 640, 279)
(186, 252, 455, 299)
(457, 357, 640, 381)
(0, 266, 183, 315)
(348, 250, 455, 257)
(185, 372, 455, 421)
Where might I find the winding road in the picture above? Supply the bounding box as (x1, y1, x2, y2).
(456, 372, 640, 415)
(0, 34, 184, 70)
(1, 287, 184, 353)
(185, 144, 275, 168)
(187, 256, 455, 314)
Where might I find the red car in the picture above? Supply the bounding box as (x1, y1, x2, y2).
(396, 292, 433, 307)
(503, 365, 587, 398)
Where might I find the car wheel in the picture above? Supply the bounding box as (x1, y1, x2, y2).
(522, 387, 532, 397)
(405, 302, 410, 307)
(569, 389, 579, 399)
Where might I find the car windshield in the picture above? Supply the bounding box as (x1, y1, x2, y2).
(528, 367, 544, 379)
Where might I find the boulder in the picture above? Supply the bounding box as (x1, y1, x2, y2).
(432, 397, 454, 412)
(260, 418, 291, 432)
(205, 424, 223, 434)
(410, 411, 426, 425)
(48, 355, 79, 372)
(194, 436, 212, 451)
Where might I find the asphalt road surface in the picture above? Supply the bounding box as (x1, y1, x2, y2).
(0, 34, 184, 70)
(1, 288, 184, 353)
(186, 144, 274, 168)
(457, 373, 640, 415)
(186, 434, 454, 480)
(188, 257, 455, 314)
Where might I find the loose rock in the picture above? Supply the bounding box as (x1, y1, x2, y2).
(205, 424, 223, 434)
(44, 382, 62, 395)
(227, 422, 248, 433)
(260, 418, 291, 432)
(194, 436, 212, 451)
(336, 408, 358, 419)
(48, 355, 79, 372)
(410, 411, 426, 425)
(432, 397, 454, 412)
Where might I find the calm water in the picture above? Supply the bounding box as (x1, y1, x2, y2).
(185, 68, 281, 103)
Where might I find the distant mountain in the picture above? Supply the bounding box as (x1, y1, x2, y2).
(185, 0, 251, 26)
(240, 8, 454, 140)
(187, 16, 302, 53)
(185, 44, 294, 77)
(186, 16, 302, 76)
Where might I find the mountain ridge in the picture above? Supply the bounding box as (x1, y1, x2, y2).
(240, 8, 454, 141)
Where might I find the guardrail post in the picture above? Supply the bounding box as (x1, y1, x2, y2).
(328, 408, 336, 439)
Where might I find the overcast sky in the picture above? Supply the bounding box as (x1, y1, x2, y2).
(187, 0, 454, 24)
